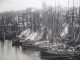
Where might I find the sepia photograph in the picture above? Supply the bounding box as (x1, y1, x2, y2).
(0, 0, 80, 60)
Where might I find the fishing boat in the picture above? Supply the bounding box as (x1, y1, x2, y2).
(40, 0, 80, 60)
(41, 49, 80, 60)
(12, 37, 22, 46)
(12, 29, 31, 46)
(21, 39, 39, 50)
(21, 32, 39, 50)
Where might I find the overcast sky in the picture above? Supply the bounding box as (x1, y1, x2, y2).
(0, 0, 80, 12)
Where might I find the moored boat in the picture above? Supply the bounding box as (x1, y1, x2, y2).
(40, 47, 80, 60)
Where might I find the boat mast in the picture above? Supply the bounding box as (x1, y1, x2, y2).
(78, 7, 80, 41)
(55, 0, 56, 35)
(30, 11, 33, 33)
(50, 6, 54, 42)
(79, 7, 80, 25)
(57, 0, 59, 36)
(71, 0, 74, 40)
(50, 0, 56, 43)
(66, 0, 70, 37)
(3, 15, 5, 40)
(23, 13, 25, 30)
(54, 0, 57, 44)
(42, 0, 48, 41)
(68, 0, 69, 24)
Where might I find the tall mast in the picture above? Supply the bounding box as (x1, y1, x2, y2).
(68, 0, 69, 24)
(52, 0, 57, 44)
(55, 0, 56, 35)
(23, 13, 25, 30)
(71, 0, 74, 40)
(30, 11, 32, 33)
(78, 7, 80, 39)
(79, 7, 80, 25)
(2, 15, 5, 40)
(54, 0, 56, 36)
(50, 0, 56, 42)
(57, 0, 59, 35)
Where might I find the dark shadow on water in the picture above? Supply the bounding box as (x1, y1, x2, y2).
(0, 39, 4, 43)
(0, 40, 4, 54)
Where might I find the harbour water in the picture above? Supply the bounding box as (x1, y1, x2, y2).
(0, 40, 77, 60)
(0, 40, 42, 60)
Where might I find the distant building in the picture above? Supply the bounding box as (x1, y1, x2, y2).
(42, 0, 46, 10)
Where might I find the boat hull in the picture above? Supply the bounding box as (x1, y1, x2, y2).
(12, 38, 22, 46)
(21, 44, 40, 50)
(40, 50, 80, 60)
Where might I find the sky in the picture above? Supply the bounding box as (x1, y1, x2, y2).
(0, 0, 80, 12)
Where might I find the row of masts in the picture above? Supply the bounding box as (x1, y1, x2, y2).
(0, 0, 80, 42)
(42, 0, 80, 45)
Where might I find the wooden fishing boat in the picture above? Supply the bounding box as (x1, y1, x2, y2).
(40, 42, 80, 59)
(40, 50, 80, 60)
(12, 37, 23, 46)
(21, 39, 40, 50)
(40, 0, 80, 60)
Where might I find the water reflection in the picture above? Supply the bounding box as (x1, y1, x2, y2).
(0, 40, 73, 60)
(0, 40, 41, 60)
